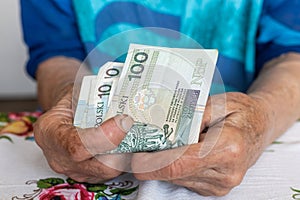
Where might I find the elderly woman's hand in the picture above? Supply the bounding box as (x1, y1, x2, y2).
(34, 87, 134, 183)
(131, 92, 271, 196)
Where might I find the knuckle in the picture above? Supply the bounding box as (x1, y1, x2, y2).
(52, 166, 65, 174)
(72, 176, 87, 183)
(134, 162, 180, 181)
(33, 114, 55, 147)
(48, 160, 65, 174)
(103, 169, 121, 179)
(67, 174, 89, 183)
(227, 142, 243, 158)
(223, 172, 243, 188)
(62, 133, 86, 162)
(67, 145, 84, 162)
(189, 184, 231, 197)
(100, 119, 126, 146)
(33, 124, 43, 146)
(164, 160, 184, 179)
(213, 188, 231, 197)
(134, 173, 148, 181)
(82, 159, 121, 181)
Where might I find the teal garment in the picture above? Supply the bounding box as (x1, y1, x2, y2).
(179, 0, 263, 80)
(72, 0, 264, 92)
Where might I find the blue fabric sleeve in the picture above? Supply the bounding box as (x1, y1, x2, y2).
(256, 0, 300, 72)
(20, 0, 85, 78)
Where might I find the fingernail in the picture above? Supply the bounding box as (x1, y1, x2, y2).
(116, 114, 134, 132)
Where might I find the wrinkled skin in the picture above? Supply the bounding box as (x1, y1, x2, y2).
(34, 88, 133, 183)
(132, 92, 271, 196)
(33, 90, 283, 196)
(34, 54, 300, 197)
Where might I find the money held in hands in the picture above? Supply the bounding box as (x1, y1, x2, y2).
(74, 44, 218, 153)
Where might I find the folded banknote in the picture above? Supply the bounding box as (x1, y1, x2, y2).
(74, 44, 218, 153)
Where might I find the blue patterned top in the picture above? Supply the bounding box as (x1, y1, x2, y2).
(20, 0, 300, 92)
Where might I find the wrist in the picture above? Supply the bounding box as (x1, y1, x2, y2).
(248, 92, 276, 146)
(36, 57, 81, 111)
(52, 81, 74, 107)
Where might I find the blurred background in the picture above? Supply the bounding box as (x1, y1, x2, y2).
(0, 0, 38, 111)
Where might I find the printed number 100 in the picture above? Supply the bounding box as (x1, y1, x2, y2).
(128, 52, 148, 81)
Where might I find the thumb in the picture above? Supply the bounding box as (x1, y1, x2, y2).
(201, 94, 227, 133)
(78, 114, 134, 155)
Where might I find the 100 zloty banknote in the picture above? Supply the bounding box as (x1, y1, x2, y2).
(74, 44, 218, 153)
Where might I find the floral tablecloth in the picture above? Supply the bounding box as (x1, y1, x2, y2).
(0, 112, 300, 200)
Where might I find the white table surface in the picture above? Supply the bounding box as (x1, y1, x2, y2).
(1, 122, 300, 200)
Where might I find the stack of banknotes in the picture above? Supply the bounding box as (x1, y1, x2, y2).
(74, 44, 218, 153)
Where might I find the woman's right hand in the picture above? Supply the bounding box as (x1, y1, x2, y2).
(34, 88, 134, 183)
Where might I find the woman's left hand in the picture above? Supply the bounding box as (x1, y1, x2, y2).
(131, 92, 272, 196)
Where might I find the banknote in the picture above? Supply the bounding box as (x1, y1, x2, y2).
(104, 44, 218, 153)
(74, 44, 218, 153)
(86, 62, 123, 128)
(73, 75, 96, 127)
(74, 62, 123, 128)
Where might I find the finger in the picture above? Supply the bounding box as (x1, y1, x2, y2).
(37, 113, 134, 162)
(93, 153, 132, 173)
(201, 94, 228, 131)
(171, 167, 238, 189)
(78, 114, 134, 157)
(33, 108, 75, 151)
(66, 173, 94, 183)
(65, 173, 112, 184)
(34, 112, 93, 163)
(53, 153, 131, 182)
(171, 179, 232, 196)
(197, 122, 224, 158)
(66, 173, 118, 184)
(132, 124, 225, 180)
(66, 155, 128, 182)
(200, 96, 212, 132)
(171, 161, 245, 194)
(132, 144, 201, 179)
